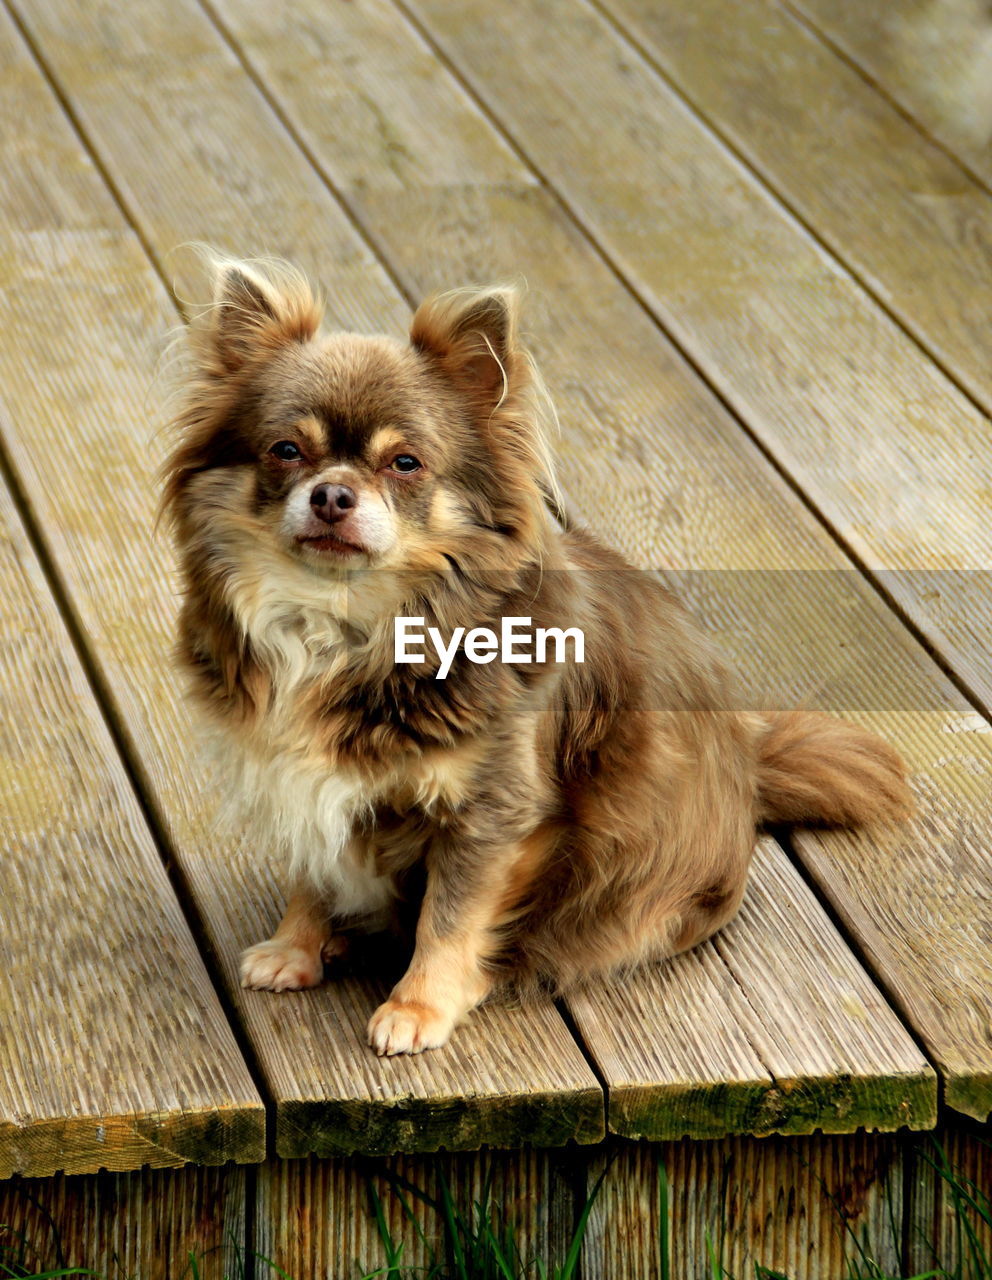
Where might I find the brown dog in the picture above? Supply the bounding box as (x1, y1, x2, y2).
(162, 258, 912, 1056)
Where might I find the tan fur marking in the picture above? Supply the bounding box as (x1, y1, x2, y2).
(367, 427, 409, 463)
(496, 823, 559, 920)
(292, 414, 326, 457)
(240, 882, 343, 992)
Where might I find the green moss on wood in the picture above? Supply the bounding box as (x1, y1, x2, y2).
(277, 1085, 604, 1158)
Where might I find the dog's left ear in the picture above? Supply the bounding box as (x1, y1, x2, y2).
(410, 287, 518, 421)
(208, 261, 322, 374)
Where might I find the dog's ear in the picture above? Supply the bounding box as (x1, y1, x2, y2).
(209, 261, 322, 374)
(410, 287, 518, 420)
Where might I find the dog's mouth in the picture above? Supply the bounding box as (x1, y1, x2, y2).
(295, 531, 366, 557)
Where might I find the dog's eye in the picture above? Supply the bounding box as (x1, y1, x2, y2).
(390, 454, 421, 473)
(270, 441, 302, 462)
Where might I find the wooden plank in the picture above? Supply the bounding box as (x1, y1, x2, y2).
(906, 1121, 992, 1275)
(0, 1163, 246, 1280)
(571, 841, 933, 1141)
(396, 0, 992, 707)
(109, 0, 992, 1120)
(569, 922, 777, 1143)
(790, 0, 992, 189)
(254, 1134, 911, 1279)
(0, 477, 263, 1176)
(255, 1149, 579, 1277)
(583, 1133, 906, 1279)
(0, 2, 603, 1155)
(581, 0, 992, 416)
(259, 1137, 909, 1280)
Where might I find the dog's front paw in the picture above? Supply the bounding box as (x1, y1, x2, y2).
(367, 998, 455, 1056)
(240, 939, 324, 992)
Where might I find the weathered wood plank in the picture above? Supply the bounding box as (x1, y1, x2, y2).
(569, 924, 776, 1143)
(584, 0, 992, 415)
(571, 840, 933, 1141)
(791, 0, 992, 189)
(260, 1136, 911, 1279)
(132, 0, 992, 1120)
(583, 1133, 906, 1280)
(255, 1149, 579, 1277)
(0, 476, 264, 1176)
(0, 1133, 981, 1279)
(905, 1121, 992, 1275)
(0, 1133, 926, 1279)
(0, 1, 603, 1155)
(0, 1163, 246, 1279)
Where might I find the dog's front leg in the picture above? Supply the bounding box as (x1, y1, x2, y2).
(240, 877, 347, 992)
(366, 832, 525, 1056)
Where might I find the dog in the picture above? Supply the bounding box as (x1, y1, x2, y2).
(161, 257, 913, 1056)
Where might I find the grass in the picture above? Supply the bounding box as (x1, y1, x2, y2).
(1, 1138, 989, 1279)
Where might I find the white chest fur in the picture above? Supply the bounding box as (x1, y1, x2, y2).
(204, 559, 400, 921)
(207, 714, 397, 922)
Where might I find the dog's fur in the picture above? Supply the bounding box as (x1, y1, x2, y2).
(162, 258, 914, 1056)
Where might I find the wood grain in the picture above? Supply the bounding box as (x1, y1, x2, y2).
(255, 1149, 579, 1278)
(573, 839, 931, 1141)
(571, 840, 933, 1141)
(0, 477, 263, 1176)
(905, 1121, 992, 1275)
(189, 0, 991, 1118)
(585, 0, 992, 415)
(256, 1137, 913, 1280)
(0, 1163, 246, 1280)
(583, 1133, 906, 1280)
(2, 1128, 985, 1279)
(0, 0, 603, 1156)
(790, 0, 992, 189)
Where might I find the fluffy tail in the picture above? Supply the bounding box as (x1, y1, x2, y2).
(755, 710, 914, 828)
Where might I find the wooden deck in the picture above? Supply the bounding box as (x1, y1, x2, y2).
(1, 0, 991, 1274)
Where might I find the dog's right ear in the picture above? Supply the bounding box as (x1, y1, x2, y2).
(207, 261, 323, 374)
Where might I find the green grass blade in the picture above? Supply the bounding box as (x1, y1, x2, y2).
(924, 1138, 990, 1278)
(368, 1181, 405, 1277)
(479, 1220, 516, 1280)
(658, 1159, 670, 1280)
(557, 1163, 611, 1280)
(704, 1229, 723, 1280)
(251, 1253, 296, 1280)
(437, 1171, 468, 1280)
(375, 1172, 436, 1265)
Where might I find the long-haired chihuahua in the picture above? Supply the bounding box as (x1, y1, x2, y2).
(162, 258, 912, 1056)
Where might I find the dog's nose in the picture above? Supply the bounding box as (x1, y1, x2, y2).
(310, 484, 356, 523)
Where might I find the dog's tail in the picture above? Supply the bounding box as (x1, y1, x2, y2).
(754, 709, 914, 828)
